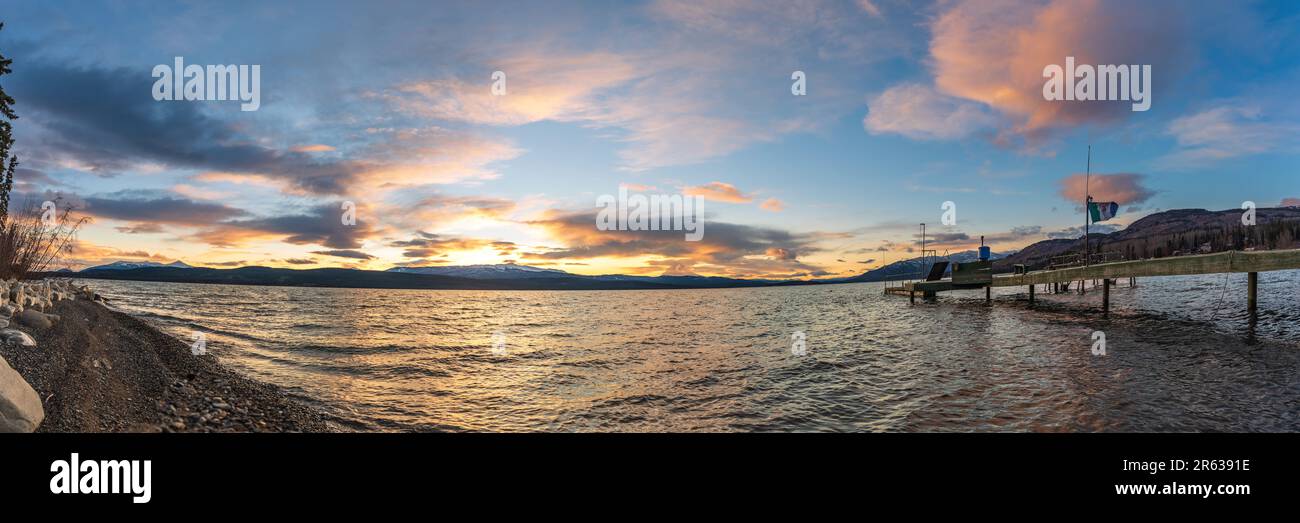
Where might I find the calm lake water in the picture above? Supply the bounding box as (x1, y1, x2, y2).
(82, 272, 1300, 432)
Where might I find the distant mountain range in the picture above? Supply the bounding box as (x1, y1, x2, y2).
(68, 263, 787, 291)
(993, 207, 1300, 271)
(57, 206, 1300, 290)
(844, 249, 1014, 283)
(83, 260, 195, 271)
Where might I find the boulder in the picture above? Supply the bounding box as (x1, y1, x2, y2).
(16, 309, 53, 330)
(1, 329, 35, 346)
(0, 354, 43, 432)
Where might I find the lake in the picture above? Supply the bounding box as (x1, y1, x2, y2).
(82, 272, 1300, 432)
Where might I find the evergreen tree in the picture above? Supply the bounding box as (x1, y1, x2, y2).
(0, 22, 16, 222)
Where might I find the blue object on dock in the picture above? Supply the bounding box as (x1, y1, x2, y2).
(978, 245, 991, 261)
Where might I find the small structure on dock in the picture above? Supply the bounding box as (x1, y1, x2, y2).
(885, 236, 994, 303)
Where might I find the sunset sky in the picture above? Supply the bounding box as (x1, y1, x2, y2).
(1, 0, 1297, 278)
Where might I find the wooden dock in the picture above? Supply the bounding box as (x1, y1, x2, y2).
(884, 248, 1300, 312)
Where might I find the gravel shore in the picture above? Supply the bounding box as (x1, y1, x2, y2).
(0, 298, 344, 432)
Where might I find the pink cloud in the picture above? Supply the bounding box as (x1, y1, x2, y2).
(871, 0, 1191, 143)
(1057, 172, 1155, 205)
(759, 198, 785, 212)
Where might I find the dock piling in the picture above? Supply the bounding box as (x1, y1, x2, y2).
(1102, 278, 1110, 312)
(1248, 272, 1258, 313)
(1028, 284, 1034, 303)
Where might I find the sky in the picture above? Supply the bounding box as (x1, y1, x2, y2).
(0, 0, 1297, 278)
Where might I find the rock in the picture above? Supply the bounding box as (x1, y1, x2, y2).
(0, 329, 36, 347)
(0, 355, 44, 432)
(0, 304, 15, 318)
(16, 309, 53, 329)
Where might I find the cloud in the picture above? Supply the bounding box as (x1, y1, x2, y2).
(171, 183, 236, 201)
(856, 0, 883, 17)
(388, 232, 501, 258)
(8, 62, 367, 194)
(1160, 104, 1300, 167)
(1057, 173, 1155, 205)
(80, 190, 250, 225)
(7, 62, 518, 196)
(759, 198, 784, 212)
(864, 83, 998, 140)
(871, 0, 1193, 144)
(203, 260, 247, 267)
(649, 0, 897, 59)
(373, 1, 904, 172)
(525, 209, 828, 277)
(380, 52, 639, 126)
(311, 249, 374, 260)
(765, 247, 797, 260)
(191, 202, 378, 249)
(682, 182, 752, 203)
(1281, 198, 1300, 207)
(283, 258, 317, 265)
(377, 192, 519, 232)
(290, 144, 336, 153)
(914, 231, 970, 247)
(114, 223, 166, 234)
(909, 225, 1044, 250)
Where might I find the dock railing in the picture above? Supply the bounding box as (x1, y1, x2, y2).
(1048, 251, 1125, 270)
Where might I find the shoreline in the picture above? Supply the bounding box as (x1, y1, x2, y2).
(0, 295, 344, 433)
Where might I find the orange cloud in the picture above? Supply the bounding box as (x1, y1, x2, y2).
(683, 182, 752, 203)
(759, 198, 784, 212)
(1057, 173, 1155, 205)
(290, 144, 336, 153)
(872, 0, 1191, 144)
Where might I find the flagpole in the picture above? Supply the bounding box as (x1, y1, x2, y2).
(1084, 145, 1091, 268)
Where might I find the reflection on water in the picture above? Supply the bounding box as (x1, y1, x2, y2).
(82, 271, 1300, 432)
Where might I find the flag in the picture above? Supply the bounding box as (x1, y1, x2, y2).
(1089, 201, 1119, 222)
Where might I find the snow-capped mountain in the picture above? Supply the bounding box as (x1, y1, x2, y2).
(83, 260, 194, 271)
(386, 264, 575, 279)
